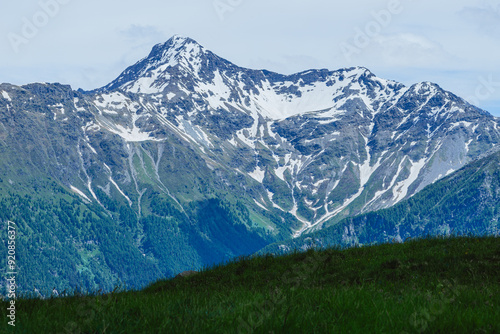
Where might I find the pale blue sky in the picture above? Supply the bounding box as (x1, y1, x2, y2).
(1, 0, 499, 115)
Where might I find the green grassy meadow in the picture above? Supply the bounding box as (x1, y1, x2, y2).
(2, 236, 499, 333)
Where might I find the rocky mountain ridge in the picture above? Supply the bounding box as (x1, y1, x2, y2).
(84, 35, 500, 234)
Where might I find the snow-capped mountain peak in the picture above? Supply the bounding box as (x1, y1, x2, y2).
(99, 37, 412, 121)
(101, 35, 210, 93)
(148, 35, 206, 69)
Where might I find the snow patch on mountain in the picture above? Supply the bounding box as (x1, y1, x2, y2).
(249, 166, 265, 183)
(101, 113, 159, 142)
(1, 91, 11, 101)
(70, 186, 91, 202)
(392, 157, 426, 203)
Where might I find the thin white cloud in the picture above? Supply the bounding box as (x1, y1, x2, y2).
(459, 4, 500, 37)
(119, 24, 167, 42)
(369, 33, 454, 67)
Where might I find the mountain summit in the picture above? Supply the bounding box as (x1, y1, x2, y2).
(1, 36, 499, 293)
(102, 35, 200, 91)
(101, 36, 408, 121)
(102, 35, 230, 93)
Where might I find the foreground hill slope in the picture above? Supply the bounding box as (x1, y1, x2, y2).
(4, 237, 499, 333)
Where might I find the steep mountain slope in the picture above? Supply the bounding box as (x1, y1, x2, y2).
(0, 82, 274, 293)
(0, 35, 499, 293)
(259, 149, 500, 254)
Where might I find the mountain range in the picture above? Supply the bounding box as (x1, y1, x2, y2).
(0, 35, 499, 293)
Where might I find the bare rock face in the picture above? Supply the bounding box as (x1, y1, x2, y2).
(175, 270, 198, 279)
